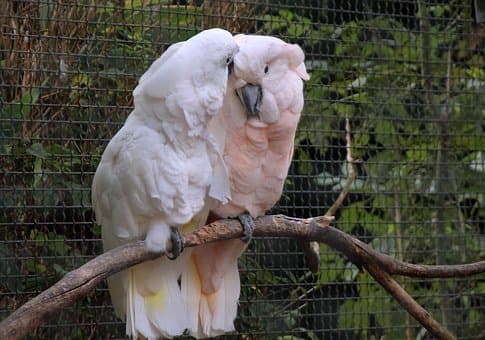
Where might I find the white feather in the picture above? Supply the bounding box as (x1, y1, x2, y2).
(207, 114, 231, 204)
(92, 28, 238, 339)
(181, 249, 203, 336)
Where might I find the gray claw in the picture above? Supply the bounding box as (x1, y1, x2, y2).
(167, 227, 185, 260)
(239, 213, 255, 243)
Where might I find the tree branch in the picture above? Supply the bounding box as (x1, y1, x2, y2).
(365, 263, 456, 340)
(1, 215, 484, 339)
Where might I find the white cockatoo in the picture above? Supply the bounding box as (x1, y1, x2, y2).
(91, 28, 239, 339)
(181, 34, 309, 338)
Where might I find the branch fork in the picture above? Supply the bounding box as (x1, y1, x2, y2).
(1, 119, 483, 340)
(1, 214, 484, 339)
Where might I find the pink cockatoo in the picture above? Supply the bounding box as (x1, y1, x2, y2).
(181, 34, 309, 338)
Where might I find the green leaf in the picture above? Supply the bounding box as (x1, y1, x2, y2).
(318, 251, 345, 283)
(33, 156, 43, 188)
(315, 171, 342, 187)
(27, 143, 49, 159)
(338, 298, 369, 335)
(369, 237, 396, 254)
(26, 259, 47, 274)
(2, 89, 40, 119)
(52, 263, 68, 277)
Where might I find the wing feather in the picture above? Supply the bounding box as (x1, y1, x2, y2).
(92, 123, 197, 245)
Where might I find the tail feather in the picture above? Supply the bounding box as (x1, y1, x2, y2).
(124, 268, 158, 339)
(107, 271, 128, 321)
(205, 258, 239, 335)
(125, 271, 135, 338)
(144, 273, 188, 338)
(181, 254, 240, 338)
(109, 258, 189, 339)
(199, 294, 214, 336)
(223, 259, 240, 330)
(180, 249, 202, 336)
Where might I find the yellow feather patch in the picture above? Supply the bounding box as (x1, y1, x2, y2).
(182, 208, 210, 234)
(182, 218, 198, 234)
(145, 288, 165, 311)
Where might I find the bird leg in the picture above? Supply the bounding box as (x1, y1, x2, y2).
(167, 227, 185, 260)
(238, 213, 255, 243)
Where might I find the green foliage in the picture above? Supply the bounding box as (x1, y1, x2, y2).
(338, 272, 407, 339)
(238, 253, 319, 338)
(267, 5, 485, 339)
(1, 89, 40, 120)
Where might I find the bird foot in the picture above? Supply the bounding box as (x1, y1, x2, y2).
(167, 227, 185, 260)
(239, 213, 255, 243)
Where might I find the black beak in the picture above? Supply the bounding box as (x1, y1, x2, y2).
(236, 84, 262, 116)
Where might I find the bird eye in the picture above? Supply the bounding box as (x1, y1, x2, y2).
(228, 59, 234, 74)
(226, 57, 232, 64)
(264, 65, 269, 74)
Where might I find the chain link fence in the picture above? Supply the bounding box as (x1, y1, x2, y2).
(1, 1, 484, 338)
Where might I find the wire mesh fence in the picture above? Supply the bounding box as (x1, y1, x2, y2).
(1, 0, 484, 338)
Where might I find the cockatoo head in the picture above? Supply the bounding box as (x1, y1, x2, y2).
(188, 28, 240, 87)
(230, 35, 309, 126)
(132, 28, 239, 130)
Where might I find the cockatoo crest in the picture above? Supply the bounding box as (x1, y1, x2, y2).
(132, 28, 239, 135)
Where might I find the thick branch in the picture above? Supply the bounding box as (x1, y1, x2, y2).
(365, 263, 456, 340)
(1, 215, 484, 339)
